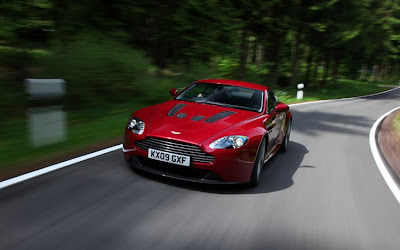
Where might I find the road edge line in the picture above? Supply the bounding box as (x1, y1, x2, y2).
(0, 144, 122, 190)
(290, 87, 399, 107)
(0, 87, 398, 190)
(369, 106, 400, 205)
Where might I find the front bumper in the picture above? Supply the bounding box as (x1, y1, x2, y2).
(127, 155, 242, 184)
(123, 136, 258, 183)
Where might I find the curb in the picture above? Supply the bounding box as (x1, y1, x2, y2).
(369, 106, 400, 205)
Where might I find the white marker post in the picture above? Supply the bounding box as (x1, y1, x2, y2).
(297, 83, 304, 100)
(25, 79, 67, 147)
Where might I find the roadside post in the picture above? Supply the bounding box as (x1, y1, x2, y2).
(297, 83, 304, 100)
(25, 79, 66, 147)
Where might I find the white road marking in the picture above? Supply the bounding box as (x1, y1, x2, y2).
(369, 106, 400, 205)
(0, 145, 122, 190)
(289, 87, 399, 107)
(122, 146, 134, 152)
(0, 87, 399, 190)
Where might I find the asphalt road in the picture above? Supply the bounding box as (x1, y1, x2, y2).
(1, 89, 400, 250)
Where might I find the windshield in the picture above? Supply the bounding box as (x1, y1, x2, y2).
(176, 83, 264, 112)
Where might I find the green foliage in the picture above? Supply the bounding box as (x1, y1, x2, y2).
(177, 62, 221, 83)
(247, 63, 270, 76)
(0, 78, 26, 121)
(276, 79, 389, 104)
(1, 1, 400, 104)
(217, 59, 239, 76)
(40, 34, 154, 109)
(1, 0, 400, 86)
(0, 0, 54, 47)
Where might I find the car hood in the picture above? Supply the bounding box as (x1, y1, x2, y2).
(145, 100, 260, 145)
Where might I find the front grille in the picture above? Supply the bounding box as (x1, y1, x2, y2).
(135, 137, 215, 163)
(137, 157, 214, 179)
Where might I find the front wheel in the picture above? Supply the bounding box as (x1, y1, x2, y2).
(249, 138, 267, 187)
(280, 119, 292, 153)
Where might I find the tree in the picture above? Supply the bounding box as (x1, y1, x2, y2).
(0, 0, 54, 47)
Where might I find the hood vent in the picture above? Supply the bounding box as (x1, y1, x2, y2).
(192, 115, 205, 121)
(168, 103, 186, 117)
(204, 111, 236, 123)
(176, 113, 187, 119)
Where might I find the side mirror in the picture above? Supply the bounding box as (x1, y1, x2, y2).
(275, 103, 289, 112)
(169, 88, 179, 96)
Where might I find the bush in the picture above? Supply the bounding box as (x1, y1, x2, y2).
(217, 58, 239, 77)
(40, 34, 155, 109)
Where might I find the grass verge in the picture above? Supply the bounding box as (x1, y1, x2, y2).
(275, 79, 390, 104)
(0, 103, 143, 173)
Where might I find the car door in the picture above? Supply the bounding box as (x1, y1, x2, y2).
(265, 91, 282, 153)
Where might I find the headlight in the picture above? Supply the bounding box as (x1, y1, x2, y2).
(209, 135, 248, 149)
(127, 117, 145, 135)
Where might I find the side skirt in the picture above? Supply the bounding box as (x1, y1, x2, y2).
(264, 143, 281, 163)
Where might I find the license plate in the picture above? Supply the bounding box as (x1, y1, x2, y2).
(148, 148, 190, 167)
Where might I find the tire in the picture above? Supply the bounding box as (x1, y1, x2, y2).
(249, 138, 267, 187)
(280, 119, 292, 153)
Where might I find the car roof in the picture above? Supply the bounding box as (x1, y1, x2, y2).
(196, 79, 270, 91)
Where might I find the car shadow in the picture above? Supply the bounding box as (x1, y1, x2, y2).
(131, 141, 310, 194)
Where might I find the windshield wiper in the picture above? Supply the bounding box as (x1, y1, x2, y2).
(182, 99, 259, 112)
(206, 101, 259, 112)
(204, 100, 226, 107)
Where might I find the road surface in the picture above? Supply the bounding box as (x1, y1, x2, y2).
(1, 89, 400, 249)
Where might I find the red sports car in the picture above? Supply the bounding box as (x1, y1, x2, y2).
(123, 79, 292, 186)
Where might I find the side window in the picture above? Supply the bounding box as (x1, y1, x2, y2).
(267, 91, 277, 113)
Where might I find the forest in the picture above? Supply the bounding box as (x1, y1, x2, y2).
(1, 0, 400, 111)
